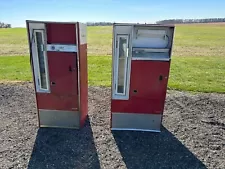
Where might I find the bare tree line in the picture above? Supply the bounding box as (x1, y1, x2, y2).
(0, 22, 11, 28)
(87, 18, 225, 26)
(86, 22, 114, 26)
(1, 18, 225, 28)
(156, 18, 225, 24)
(86, 18, 225, 26)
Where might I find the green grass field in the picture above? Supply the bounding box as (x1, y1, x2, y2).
(0, 24, 225, 93)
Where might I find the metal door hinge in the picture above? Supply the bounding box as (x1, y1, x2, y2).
(41, 44, 46, 51)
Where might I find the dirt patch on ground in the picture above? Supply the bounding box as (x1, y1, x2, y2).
(0, 83, 224, 169)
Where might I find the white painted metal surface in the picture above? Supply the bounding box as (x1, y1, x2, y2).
(137, 29, 166, 38)
(79, 23, 87, 45)
(112, 25, 132, 100)
(47, 44, 77, 52)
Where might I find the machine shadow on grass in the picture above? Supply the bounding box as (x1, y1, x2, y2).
(112, 126, 207, 169)
(27, 117, 100, 169)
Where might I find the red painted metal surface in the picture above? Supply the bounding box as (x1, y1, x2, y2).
(111, 60, 170, 114)
(79, 44, 88, 127)
(37, 93, 78, 111)
(46, 23, 77, 44)
(47, 52, 78, 95)
(36, 23, 78, 111)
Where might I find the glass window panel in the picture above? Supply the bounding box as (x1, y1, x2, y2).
(117, 36, 128, 94)
(35, 31, 47, 89)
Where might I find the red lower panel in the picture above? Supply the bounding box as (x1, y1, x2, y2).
(37, 93, 78, 111)
(47, 52, 78, 96)
(46, 23, 77, 44)
(111, 60, 170, 114)
(129, 61, 170, 99)
(111, 97, 164, 114)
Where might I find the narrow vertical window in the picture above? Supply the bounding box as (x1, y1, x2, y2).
(115, 35, 129, 96)
(34, 30, 49, 91)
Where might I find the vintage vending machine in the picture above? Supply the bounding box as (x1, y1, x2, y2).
(111, 23, 175, 132)
(26, 20, 88, 129)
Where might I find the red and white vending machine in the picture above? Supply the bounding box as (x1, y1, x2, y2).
(111, 23, 175, 132)
(26, 20, 88, 129)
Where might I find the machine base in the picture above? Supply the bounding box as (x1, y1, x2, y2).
(111, 112, 162, 132)
(39, 109, 80, 129)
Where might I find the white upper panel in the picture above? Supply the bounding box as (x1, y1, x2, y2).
(137, 29, 166, 38)
(79, 23, 87, 44)
(133, 29, 169, 48)
(113, 23, 175, 61)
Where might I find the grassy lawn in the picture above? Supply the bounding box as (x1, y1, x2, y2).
(0, 26, 113, 56)
(0, 55, 224, 93)
(0, 56, 31, 81)
(1, 24, 225, 57)
(0, 24, 225, 93)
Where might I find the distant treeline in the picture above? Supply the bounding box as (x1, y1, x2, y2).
(86, 22, 114, 26)
(156, 18, 225, 24)
(0, 22, 11, 28)
(87, 18, 225, 26)
(2, 18, 225, 28)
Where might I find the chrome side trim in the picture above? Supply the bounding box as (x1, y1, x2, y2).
(111, 128, 161, 132)
(39, 109, 80, 128)
(113, 23, 175, 28)
(26, 20, 84, 25)
(111, 112, 162, 132)
(40, 125, 79, 129)
(75, 23, 81, 114)
(132, 57, 170, 61)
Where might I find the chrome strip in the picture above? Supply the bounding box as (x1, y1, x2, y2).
(39, 109, 80, 128)
(26, 20, 83, 25)
(111, 112, 162, 132)
(46, 44, 77, 52)
(40, 125, 79, 129)
(132, 57, 170, 61)
(75, 23, 81, 119)
(111, 128, 161, 132)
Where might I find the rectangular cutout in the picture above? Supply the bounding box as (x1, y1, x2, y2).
(137, 29, 166, 38)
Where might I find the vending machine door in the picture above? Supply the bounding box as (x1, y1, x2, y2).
(27, 21, 80, 128)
